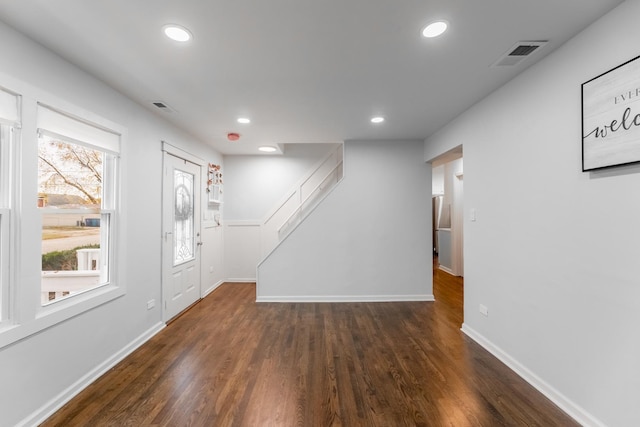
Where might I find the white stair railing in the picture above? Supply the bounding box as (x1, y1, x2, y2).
(277, 160, 342, 237)
(260, 145, 343, 257)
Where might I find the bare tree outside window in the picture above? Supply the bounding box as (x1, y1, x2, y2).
(38, 135, 106, 304)
(38, 138, 102, 206)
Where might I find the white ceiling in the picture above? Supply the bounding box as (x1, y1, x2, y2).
(0, 0, 624, 155)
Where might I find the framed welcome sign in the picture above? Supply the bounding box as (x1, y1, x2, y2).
(582, 55, 640, 171)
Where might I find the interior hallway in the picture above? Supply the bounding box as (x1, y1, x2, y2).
(42, 274, 577, 426)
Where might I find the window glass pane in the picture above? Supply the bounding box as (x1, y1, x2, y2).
(41, 213, 103, 304)
(0, 124, 10, 208)
(38, 134, 111, 305)
(38, 135, 103, 208)
(0, 124, 11, 321)
(0, 211, 5, 321)
(174, 169, 194, 265)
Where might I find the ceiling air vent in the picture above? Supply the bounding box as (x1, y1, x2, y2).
(151, 101, 175, 113)
(491, 41, 548, 67)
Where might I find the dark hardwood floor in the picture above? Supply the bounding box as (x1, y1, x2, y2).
(42, 270, 578, 426)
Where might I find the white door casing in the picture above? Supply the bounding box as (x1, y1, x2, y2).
(162, 150, 202, 322)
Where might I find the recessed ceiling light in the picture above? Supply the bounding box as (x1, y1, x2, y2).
(163, 24, 192, 42)
(259, 146, 277, 153)
(371, 116, 385, 124)
(237, 117, 251, 124)
(422, 21, 448, 38)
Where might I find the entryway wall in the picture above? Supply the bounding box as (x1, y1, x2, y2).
(222, 143, 338, 281)
(257, 139, 432, 302)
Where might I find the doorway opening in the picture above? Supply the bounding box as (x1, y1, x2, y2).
(431, 146, 463, 274)
(430, 146, 464, 320)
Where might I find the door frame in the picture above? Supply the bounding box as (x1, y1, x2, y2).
(161, 141, 205, 323)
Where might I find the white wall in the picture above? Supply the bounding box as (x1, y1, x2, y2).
(201, 224, 225, 295)
(432, 164, 444, 195)
(425, 2, 640, 426)
(222, 143, 336, 280)
(436, 158, 464, 276)
(445, 159, 464, 276)
(223, 144, 337, 220)
(257, 140, 432, 301)
(0, 20, 223, 426)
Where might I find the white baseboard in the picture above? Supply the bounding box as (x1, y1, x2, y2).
(438, 265, 453, 275)
(19, 322, 165, 427)
(226, 278, 256, 283)
(202, 279, 224, 297)
(256, 294, 435, 303)
(461, 323, 605, 427)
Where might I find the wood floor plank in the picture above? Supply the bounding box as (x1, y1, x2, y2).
(41, 276, 579, 427)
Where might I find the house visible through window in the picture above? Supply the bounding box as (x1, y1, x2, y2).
(37, 105, 119, 305)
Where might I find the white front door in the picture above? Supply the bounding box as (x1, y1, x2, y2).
(162, 152, 202, 322)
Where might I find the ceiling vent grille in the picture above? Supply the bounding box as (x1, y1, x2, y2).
(151, 101, 175, 113)
(491, 41, 548, 67)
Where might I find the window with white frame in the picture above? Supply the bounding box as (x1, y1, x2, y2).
(0, 88, 20, 325)
(37, 105, 119, 305)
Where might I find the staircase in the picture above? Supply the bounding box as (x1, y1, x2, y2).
(260, 144, 343, 259)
